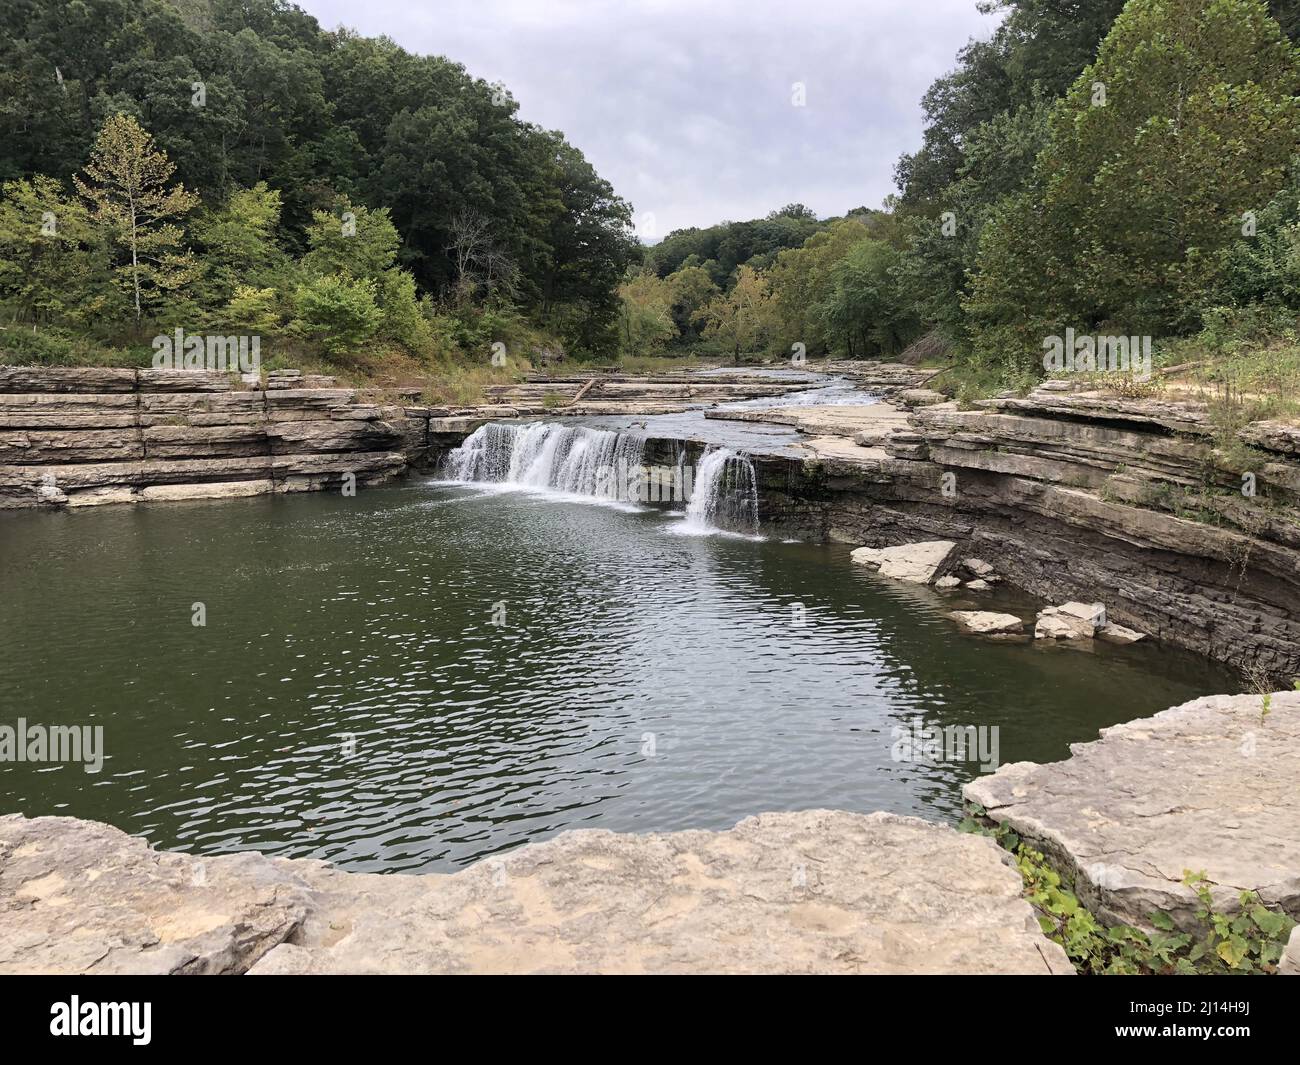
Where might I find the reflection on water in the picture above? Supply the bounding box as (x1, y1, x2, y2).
(0, 482, 1235, 872)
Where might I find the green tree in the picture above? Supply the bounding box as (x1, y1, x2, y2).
(74, 113, 199, 321)
(539, 138, 638, 357)
(694, 265, 778, 363)
(191, 182, 288, 309)
(768, 218, 874, 353)
(0, 175, 112, 323)
(822, 240, 919, 357)
(664, 265, 719, 341)
(291, 273, 382, 356)
(617, 272, 677, 355)
(966, 0, 1300, 372)
(224, 284, 280, 333)
(302, 198, 400, 280)
(1208, 165, 1300, 311)
(895, 96, 1053, 346)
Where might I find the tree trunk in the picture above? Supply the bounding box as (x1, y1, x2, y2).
(128, 198, 141, 321)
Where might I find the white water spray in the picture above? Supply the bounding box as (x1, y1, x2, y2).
(444, 422, 645, 500)
(444, 423, 761, 535)
(679, 447, 760, 536)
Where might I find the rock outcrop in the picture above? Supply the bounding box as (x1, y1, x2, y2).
(1035, 601, 1107, 640)
(850, 540, 956, 584)
(0, 368, 409, 507)
(964, 692, 1300, 932)
(1283, 926, 1300, 974)
(750, 382, 1300, 676)
(950, 611, 1025, 635)
(0, 810, 1072, 975)
(0, 813, 310, 974)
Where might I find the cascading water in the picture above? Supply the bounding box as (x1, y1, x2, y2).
(443, 422, 646, 501)
(679, 447, 760, 537)
(443, 423, 761, 536)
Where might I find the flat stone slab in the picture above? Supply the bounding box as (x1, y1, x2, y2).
(851, 540, 956, 584)
(950, 611, 1025, 635)
(0, 811, 1071, 975)
(0, 814, 310, 974)
(965, 692, 1300, 932)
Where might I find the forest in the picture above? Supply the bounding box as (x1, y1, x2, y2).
(621, 0, 1300, 403)
(2, 0, 1300, 402)
(0, 0, 639, 393)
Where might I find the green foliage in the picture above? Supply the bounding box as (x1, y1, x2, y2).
(693, 265, 779, 362)
(663, 265, 719, 342)
(223, 285, 280, 334)
(190, 182, 289, 310)
(768, 219, 876, 354)
(894, 96, 1053, 348)
(1208, 163, 1300, 312)
(0, 0, 634, 366)
(290, 274, 382, 356)
(0, 324, 136, 367)
(617, 272, 678, 355)
(821, 239, 920, 357)
(74, 112, 201, 321)
(960, 807, 1297, 974)
(966, 0, 1300, 373)
(645, 206, 826, 287)
(0, 176, 116, 325)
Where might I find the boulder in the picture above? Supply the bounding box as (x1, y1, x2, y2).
(1035, 602, 1106, 640)
(935, 575, 962, 589)
(1097, 622, 1147, 644)
(964, 579, 992, 592)
(851, 540, 956, 584)
(950, 611, 1024, 635)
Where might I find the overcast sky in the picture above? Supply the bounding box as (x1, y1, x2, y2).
(296, 0, 999, 238)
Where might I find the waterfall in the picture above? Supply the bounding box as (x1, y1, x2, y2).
(679, 447, 760, 536)
(443, 422, 646, 501)
(443, 423, 761, 536)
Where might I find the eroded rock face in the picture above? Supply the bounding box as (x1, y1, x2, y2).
(0, 368, 410, 507)
(0, 810, 1072, 975)
(964, 692, 1300, 932)
(752, 379, 1300, 675)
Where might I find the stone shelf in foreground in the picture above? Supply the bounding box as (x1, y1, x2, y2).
(0, 810, 1070, 975)
(965, 692, 1300, 933)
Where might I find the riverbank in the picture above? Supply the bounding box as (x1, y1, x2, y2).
(0, 808, 1072, 975)
(2, 693, 1294, 975)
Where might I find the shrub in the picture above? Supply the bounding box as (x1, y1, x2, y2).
(290, 274, 382, 357)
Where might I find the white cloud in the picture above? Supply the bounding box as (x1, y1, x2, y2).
(296, 0, 999, 233)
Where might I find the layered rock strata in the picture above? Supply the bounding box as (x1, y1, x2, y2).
(0, 368, 409, 507)
(750, 384, 1300, 676)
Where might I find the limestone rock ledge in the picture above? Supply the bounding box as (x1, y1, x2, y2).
(0, 368, 410, 507)
(965, 692, 1300, 933)
(0, 810, 1072, 975)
